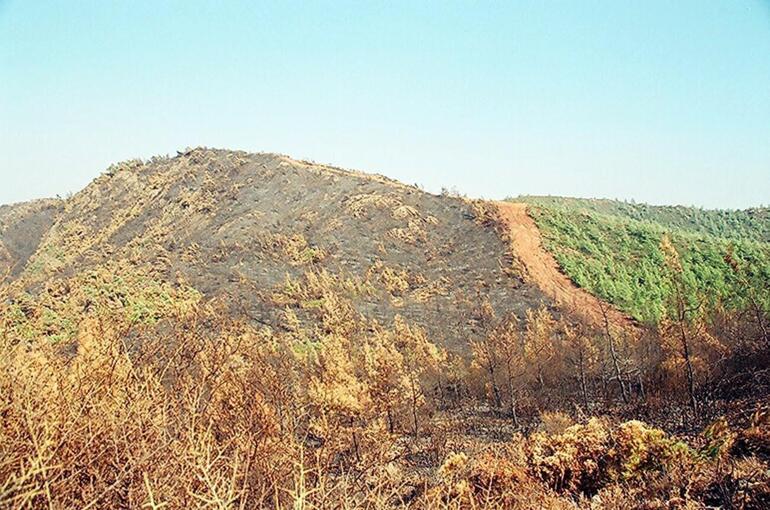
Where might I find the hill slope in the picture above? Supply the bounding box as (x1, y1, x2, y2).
(496, 202, 635, 330)
(0, 198, 63, 279)
(6, 148, 551, 351)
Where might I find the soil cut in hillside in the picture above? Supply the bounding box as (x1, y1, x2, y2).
(495, 201, 636, 331)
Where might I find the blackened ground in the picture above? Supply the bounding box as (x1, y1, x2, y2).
(8, 148, 552, 352)
(0, 198, 63, 278)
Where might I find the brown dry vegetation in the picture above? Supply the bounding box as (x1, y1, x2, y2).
(1, 272, 768, 509)
(1, 149, 769, 509)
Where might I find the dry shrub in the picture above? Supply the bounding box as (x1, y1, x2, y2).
(612, 420, 694, 482)
(434, 450, 570, 509)
(698, 456, 770, 510)
(539, 411, 575, 435)
(368, 261, 412, 296)
(410, 278, 450, 304)
(270, 269, 373, 309)
(467, 200, 501, 228)
(525, 418, 706, 500)
(344, 192, 439, 245)
(732, 409, 770, 460)
(0, 301, 301, 508)
(346, 192, 400, 218)
(1, 262, 768, 508)
(0, 273, 412, 508)
(702, 416, 736, 460)
(587, 484, 702, 510)
(260, 232, 326, 265)
(528, 417, 612, 494)
(389, 221, 428, 245)
(392, 205, 421, 220)
(3, 304, 768, 510)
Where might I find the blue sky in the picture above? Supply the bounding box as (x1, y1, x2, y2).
(1, 1, 769, 208)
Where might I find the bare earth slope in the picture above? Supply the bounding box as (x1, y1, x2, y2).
(10, 148, 551, 351)
(495, 202, 635, 330)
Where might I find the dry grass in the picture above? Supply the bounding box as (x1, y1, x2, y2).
(1, 272, 769, 509)
(260, 232, 326, 265)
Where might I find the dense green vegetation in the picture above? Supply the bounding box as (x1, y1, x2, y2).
(513, 196, 770, 324)
(517, 195, 770, 243)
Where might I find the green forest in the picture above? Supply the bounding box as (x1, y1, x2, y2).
(514, 196, 770, 324)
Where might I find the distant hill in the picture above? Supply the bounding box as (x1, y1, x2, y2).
(516, 195, 770, 242)
(511, 196, 770, 324)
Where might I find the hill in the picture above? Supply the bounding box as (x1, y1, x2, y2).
(516, 195, 770, 242)
(495, 202, 635, 330)
(512, 196, 770, 324)
(6, 148, 550, 352)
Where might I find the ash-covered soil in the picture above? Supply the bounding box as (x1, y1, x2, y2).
(6, 148, 552, 351)
(0, 198, 63, 279)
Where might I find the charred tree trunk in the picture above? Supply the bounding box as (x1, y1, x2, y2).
(487, 360, 502, 409)
(600, 302, 629, 404)
(505, 366, 520, 427)
(410, 376, 420, 437)
(676, 296, 698, 415)
(578, 348, 589, 410)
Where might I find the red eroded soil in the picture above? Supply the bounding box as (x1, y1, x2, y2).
(495, 202, 636, 331)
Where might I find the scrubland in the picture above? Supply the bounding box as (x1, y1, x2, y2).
(1, 259, 767, 509)
(1, 151, 768, 508)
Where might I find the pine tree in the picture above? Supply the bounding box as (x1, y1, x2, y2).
(660, 235, 699, 414)
(563, 323, 599, 411)
(307, 333, 371, 462)
(362, 323, 411, 433)
(523, 306, 556, 393)
(494, 314, 525, 425)
(470, 300, 503, 409)
(392, 315, 444, 437)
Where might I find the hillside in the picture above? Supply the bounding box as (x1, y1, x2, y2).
(0, 198, 63, 279)
(495, 202, 635, 330)
(513, 196, 770, 324)
(6, 148, 550, 352)
(516, 195, 770, 242)
(1, 153, 768, 509)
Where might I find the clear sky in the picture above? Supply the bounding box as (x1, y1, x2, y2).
(1, 1, 769, 209)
